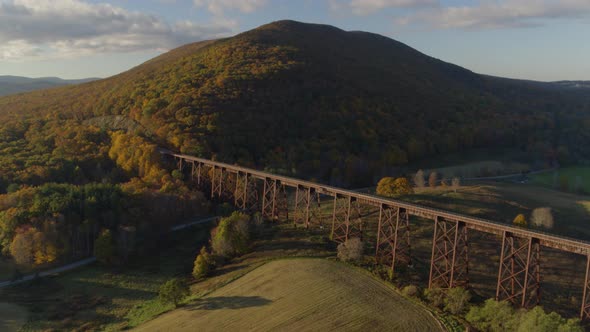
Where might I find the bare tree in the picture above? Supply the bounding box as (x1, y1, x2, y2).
(414, 169, 425, 188)
(429, 172, 438, 188)
(452, 177, 461, 193)
(530, 207, 554, 229)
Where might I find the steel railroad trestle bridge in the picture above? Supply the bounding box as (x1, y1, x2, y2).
(163, 150, 590, 319)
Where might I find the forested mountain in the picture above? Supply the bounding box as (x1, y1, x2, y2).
(1, 19, 590, 270)
(0, 76, 98, 97)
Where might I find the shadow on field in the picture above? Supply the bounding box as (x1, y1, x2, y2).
(187, 296, 272, 310)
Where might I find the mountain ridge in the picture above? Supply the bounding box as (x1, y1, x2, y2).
(0, 75, 99, 97)
(0, 20, 588, 188)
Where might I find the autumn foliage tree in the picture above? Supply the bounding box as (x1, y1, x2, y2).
(376, 177, 413, 197)
(193, 246, 215, 279)
(513, 214, 527, 227)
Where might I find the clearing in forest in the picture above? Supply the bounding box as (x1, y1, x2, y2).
(135, 259, 443, 332)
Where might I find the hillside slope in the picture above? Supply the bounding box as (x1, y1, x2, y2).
(0, 20, 589, 189)
(135, 259, 444, 332)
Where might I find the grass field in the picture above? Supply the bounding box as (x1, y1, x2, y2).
(0, 302, 27, 332)
(409, 181, 590, 239)
(531, 167, 590, 194)
(136, 259, 444, 332)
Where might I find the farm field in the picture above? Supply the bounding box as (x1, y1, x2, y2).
(135, 259, 444, 332)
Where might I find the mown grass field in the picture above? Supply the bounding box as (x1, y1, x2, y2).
(531, 167, 590, 194)
(136, 259, 444, 332)
(0, 302, 27, 332)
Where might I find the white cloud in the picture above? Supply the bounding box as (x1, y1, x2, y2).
(331, 0, 436, 15)
(0, 0, 235, 60)
(193, 0, 267, 16)
(398, 0, 590, 29)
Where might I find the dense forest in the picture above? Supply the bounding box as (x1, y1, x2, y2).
(0, 20, 589, 269)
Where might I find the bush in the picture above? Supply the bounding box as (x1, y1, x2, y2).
(513, 214, 527, 227)
(466, 299, 517, 332)
(424, 288, 445, 308)
(530, 207, 554, 229)
(466, 299, 583, 332)
(211, 212, 250, 257)
(94, 229, 116, 265)
(158, 278, 189, 307)
(444, 287, 471, 314)
(337, 237, 363, 263)
(401, 285, 419, 298)
(192, 246, 215, 279)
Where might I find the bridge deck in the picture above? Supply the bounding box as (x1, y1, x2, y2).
(164, 150, 590, 255)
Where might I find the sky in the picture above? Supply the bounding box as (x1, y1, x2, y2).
(0, 0, 589, 81)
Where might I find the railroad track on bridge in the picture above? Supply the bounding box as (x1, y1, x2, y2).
(162, 149, 590, 319)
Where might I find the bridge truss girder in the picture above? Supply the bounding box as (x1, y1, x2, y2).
(496, 232, 540, 308)
(375, 205, 411, 277)
(429, 217, 469, 289)
(331, 195, 363, 243)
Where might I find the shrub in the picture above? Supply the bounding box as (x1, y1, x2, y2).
(337, 237, 363, 263)
(192, 246, 215, 279)
(159, 278, 189, 307)
(513, 214, 527, 227)
(466, 299, 583, 332)
(211, 212, 250, 257)
(444, 287, 471, 314)
(402, 285, 419, 298)
(94, 229, 116, 265)
(530, 207, 554, 229)
(424, 288, 445, 308)
(466, 299, 517, 332)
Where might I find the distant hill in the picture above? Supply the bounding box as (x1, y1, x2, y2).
(0, 75, 99, 96)
(552, 81, 590, 89)
(0, 20, 589, 189)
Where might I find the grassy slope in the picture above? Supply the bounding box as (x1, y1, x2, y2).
(0, 302, 27, 332)
(135, 259, 444, 332)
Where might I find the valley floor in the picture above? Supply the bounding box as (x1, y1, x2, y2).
(135, 259, 444, 332)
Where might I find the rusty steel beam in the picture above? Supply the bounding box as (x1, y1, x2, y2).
(294, 186, 311, 228)
(261, 177, 277, 221)
(375, 205, 411, 277)
(428, 217, 469, 289)
(496, 232, 540, 308)
(210, 166, 223, 199)
(331, 195, 362, 243)
(276, 183, 289, 222)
